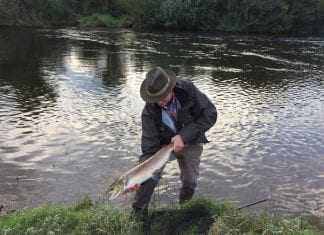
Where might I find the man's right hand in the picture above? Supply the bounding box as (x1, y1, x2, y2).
(171, 134, 184, 152)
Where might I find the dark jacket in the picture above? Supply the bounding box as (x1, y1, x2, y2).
(140, 79, 217, 160)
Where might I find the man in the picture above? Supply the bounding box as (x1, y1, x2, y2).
(132, 67, 217, 215)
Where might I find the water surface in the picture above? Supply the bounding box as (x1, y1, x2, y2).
(0, 28, 323, 217)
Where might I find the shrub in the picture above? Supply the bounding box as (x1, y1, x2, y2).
(284, 0, 319, 34)
(80, 13, 119, 28)
(46, 0, 74, 24)
(217, 0, 291, 33)
(118, 0, 150, 28)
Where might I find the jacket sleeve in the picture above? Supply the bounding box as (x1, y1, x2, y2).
(178, 82, 217, 144)
(140, 105, 162, 162)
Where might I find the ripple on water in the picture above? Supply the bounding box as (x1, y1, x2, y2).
(0, 28, 323, 216)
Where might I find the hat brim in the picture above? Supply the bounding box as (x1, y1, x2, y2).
(140, 69, 177, 103)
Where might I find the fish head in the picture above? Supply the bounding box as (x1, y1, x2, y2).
(107, 177, 127, 200)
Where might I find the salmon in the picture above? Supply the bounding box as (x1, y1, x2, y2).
(108, 144, 173, 200)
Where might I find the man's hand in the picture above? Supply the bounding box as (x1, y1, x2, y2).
(120, 184, 140, 197)
(171, 134, 184, 152)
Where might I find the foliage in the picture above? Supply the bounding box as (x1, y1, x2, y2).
(80, 13, 119, 28)
(157, 0, 200, 29)
(217, 0, 291, 33)
(118, 0, 150, 28)
(135, 0, 322, 34)
(0, 0, 323, 34)
(0, 0, 44, 26)
(317, 0, 324, 34)
(282, 0, 319, 34)
(46, 0, 74, 24)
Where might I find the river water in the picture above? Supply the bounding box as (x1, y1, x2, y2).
(0, 27, 323, 217)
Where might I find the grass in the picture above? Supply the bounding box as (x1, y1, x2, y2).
(79, 13, 119, 28)
(0, 196, 322, 235)
(0, 196, 142, 235)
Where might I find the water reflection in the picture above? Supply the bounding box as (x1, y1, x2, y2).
(0, 29, 58, 113)
(0, 28, 323, 218)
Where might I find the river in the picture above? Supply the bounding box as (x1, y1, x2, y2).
(0, 27, 323, 217)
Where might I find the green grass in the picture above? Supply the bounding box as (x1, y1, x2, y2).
(79, 13, 119, 28)
(0, 196, 142, 235)
(0, 197, 322, 235)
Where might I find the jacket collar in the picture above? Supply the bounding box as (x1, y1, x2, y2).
(173, 85, 193, 109)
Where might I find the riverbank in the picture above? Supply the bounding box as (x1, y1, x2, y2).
(1, 0, 324, 36)
(0, 197, 322, 234)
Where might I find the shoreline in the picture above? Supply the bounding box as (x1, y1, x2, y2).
(0, 197, 323, 233)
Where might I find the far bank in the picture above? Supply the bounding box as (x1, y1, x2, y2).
(1, 0, 324, 36)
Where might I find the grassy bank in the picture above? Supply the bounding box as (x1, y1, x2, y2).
(0, 197, 321, 235)
(0, 0, 324, 35)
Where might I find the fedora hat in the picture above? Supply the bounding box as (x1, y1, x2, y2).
(140, 67, 177, 103)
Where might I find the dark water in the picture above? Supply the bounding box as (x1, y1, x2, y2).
(0, 28, 323, 217)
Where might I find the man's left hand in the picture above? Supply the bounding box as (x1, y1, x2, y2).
(120, 184, 140, 197)
(171, 134, 184, 152)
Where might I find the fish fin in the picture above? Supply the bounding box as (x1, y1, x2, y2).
(123, 177, 129, 187)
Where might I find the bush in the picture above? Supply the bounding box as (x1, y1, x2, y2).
(46, 0, 74, 24)
(217, 0, 291, 33)
(80, 13, 119, 28)
(0, 0, 48, 26)
(0, 0, 323, 35)
(284, 0, 319, 34)
(118, 0, 150, 28)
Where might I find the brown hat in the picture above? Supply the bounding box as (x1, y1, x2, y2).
(140, 67, 177, 103)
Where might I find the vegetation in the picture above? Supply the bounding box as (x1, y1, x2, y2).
(0, 197, 322, 235)
(80, 13, 119, 27)
(0, 0, 323, 34)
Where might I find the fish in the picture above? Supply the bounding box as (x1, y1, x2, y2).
(108, 143, 174, 200)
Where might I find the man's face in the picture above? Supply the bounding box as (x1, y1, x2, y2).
(157, 92, 173, 107)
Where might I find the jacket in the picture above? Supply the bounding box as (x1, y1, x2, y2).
(140, 79, 217, 160)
